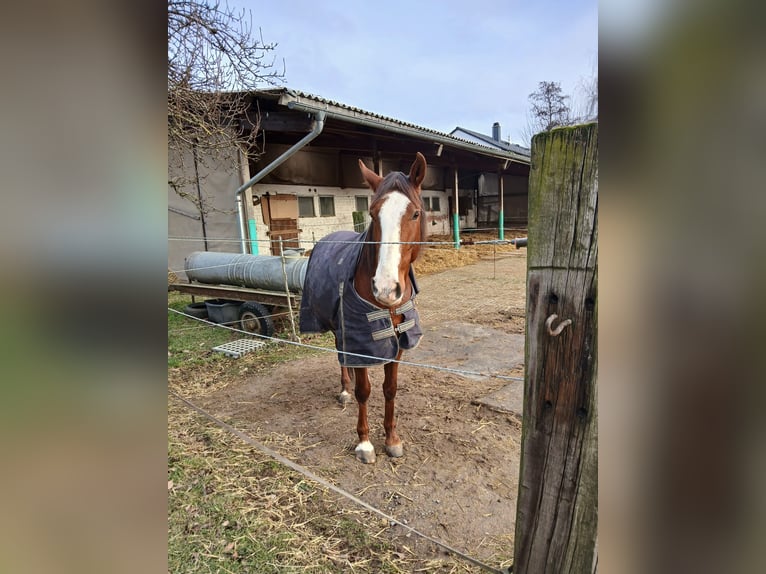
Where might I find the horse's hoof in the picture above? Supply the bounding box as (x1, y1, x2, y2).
(355, 441, 376, 464)
(338, 390, 352, 405)
(385, 443, 404, 458)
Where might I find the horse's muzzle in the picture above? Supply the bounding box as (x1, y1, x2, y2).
(372, 278, 403, 306)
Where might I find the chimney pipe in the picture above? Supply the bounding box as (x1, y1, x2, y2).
(492, 122, 501, 141)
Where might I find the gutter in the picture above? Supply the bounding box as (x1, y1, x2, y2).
(279, 93, 529, 166)
(234, 111, 326, 253)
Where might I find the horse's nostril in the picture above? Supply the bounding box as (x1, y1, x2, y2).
(395, 283, 402, 299)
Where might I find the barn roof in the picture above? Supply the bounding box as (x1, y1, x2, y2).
(451, 126, 531, 157)
(247, 88, 530, 166)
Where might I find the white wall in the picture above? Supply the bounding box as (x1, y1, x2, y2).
(252, 183, 370, 250)
(423, 191, 451, 235)
(252, 184, 453, 247)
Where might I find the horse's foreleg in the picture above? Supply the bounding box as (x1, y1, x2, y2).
(338, 365, 353, 404)
(382, 353, 403, 458)
(353, 367, 375, 463)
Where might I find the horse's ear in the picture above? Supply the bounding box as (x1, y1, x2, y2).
(409, 152, 427, 190)
(358, 159, 383, 191)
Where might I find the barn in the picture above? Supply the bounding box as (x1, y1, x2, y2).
(168, 88, 530, 275)
(450, 123, 532, 229)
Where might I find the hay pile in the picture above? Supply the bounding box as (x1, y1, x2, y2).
(414, 232, 526, 276)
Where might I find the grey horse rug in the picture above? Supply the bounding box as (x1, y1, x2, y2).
(299, 230, 423, 367)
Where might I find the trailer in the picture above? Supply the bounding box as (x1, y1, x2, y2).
(169, 251, 308, 338)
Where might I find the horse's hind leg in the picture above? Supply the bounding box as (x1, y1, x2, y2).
(353, 367, 376, 463)
(338, 365, 352, 404)
(382, 354, 403, 458)
(334, 336, 353, 404)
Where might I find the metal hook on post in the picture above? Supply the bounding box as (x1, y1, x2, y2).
(545, 314, 572, 337)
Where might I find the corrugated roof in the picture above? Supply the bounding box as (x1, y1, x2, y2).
(249, 88, 530, 165)
(451, 126, 531, 157)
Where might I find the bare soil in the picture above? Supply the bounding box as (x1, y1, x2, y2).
(200, 249, 528, 565)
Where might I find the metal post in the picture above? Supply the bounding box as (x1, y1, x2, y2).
(453, 167, 460, 250)
(498, 170, 505, 241)
(239, 146, 259, 255)
(248, 219, 259, 255)
(236, 195, 248, 254)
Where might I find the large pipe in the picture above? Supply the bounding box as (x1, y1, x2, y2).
(235, 111, 327, 253)
(185, 251, 308, 293)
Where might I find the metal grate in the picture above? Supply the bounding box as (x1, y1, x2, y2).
(212, 338, 266, 359)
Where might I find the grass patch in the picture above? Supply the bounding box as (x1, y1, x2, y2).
(168, 402, 434, 573)
(168, 292, 335, 397)
(167, 294, 239, 370)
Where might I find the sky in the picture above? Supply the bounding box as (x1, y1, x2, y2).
(240, 0, 597, 146)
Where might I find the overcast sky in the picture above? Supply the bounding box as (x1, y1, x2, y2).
(242, 0, 597, 146)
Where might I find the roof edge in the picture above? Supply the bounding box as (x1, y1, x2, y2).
(266, 90, 530, 165)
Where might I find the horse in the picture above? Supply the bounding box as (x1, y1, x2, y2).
(299, 152, 428, 463)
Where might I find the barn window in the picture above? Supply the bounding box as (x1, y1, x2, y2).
(423, 196, 441, 212)
(298, 196, 315, 217)
(319, 196, 335, 217)
(355, 195, 369, 213)
(423, 196, 440, 212)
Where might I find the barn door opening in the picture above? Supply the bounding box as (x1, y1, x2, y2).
(261, 194, 300, 255)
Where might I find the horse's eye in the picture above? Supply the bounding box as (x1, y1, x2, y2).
(412, 211, 420, 220)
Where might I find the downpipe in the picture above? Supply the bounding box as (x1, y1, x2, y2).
(235, 111, 327, 253)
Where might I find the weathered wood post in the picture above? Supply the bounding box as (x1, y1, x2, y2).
(513, 123, 598, 573)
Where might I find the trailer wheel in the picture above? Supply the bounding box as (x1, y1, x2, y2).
(239, 302, 275, 338)
(183, 302, 209, 319)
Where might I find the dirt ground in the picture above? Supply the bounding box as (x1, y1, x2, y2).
(199, 249, 528, 565)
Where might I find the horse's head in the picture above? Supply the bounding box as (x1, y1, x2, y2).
(358, 153, 427, 307)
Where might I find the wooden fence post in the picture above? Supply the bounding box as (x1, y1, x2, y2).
(513, 123, 598, 573)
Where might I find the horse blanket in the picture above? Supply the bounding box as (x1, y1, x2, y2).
(299, 230, 423, 367)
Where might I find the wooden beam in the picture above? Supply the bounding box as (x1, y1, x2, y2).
(168, 283, 300, 308)
(513, 124, 598, 573)
(258, 128, 529, 172)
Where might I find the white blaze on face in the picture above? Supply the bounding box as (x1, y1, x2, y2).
(374, 191, 411, 305)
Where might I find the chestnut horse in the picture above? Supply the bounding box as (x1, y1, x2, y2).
(299, 153, 427, 463)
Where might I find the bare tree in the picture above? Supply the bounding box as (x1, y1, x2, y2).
(571, 71, 598, 123)
(528, 81, 572, 132)
(167, 0, 284, 212)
